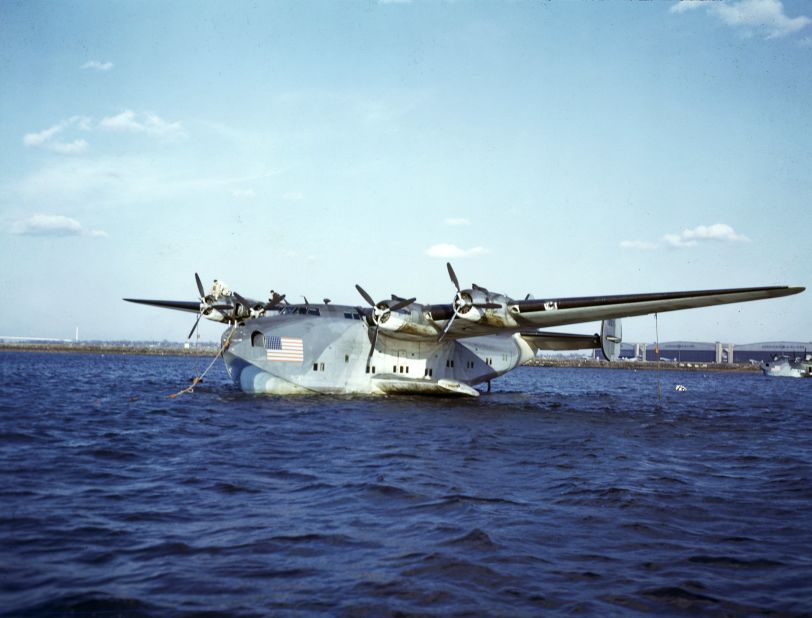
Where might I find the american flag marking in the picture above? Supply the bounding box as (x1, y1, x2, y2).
(265, 335, 304, 362)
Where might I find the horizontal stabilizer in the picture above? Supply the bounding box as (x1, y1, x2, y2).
(521, 330, 601, 351)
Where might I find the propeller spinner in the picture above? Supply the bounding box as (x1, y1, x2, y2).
(355, 284, 416, 365)
(439, 263, 500, 340)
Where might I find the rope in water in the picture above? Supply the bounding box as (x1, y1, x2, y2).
(168, 324, 237, 398)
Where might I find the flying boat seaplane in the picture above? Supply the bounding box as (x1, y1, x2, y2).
(125, 266, 804, 397)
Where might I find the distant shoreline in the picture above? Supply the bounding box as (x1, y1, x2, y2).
(0, 342, 761, 372)
(0, 342, 216, 357)
(523, 357, 760, 373)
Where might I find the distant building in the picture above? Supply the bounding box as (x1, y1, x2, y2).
(598, 341, 812, 363)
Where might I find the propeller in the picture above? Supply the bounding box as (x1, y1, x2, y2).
(355, 284, 416, 365)
(195, 272, 206, 299)
(186, 273, 263, 339)
(187, 311, 203, 340)
(440, 263, 500, 340)
(187, 272, 209, 340)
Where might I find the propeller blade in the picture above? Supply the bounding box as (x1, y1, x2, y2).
(439, 310, 458, 342)
(447, 262, 460, 292)
(473, 302, 501, 309)
(233, 291, 250, 307)
(195, 273, 205, 298)
(355, 284, 376, 307)
(187, 312, 203, 339)
(389, 297, 416, 312)
(367, 325, 379, 366)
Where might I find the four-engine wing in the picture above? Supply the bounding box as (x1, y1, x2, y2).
(420, 285, 803, 341)
(124, 270, 804, 349)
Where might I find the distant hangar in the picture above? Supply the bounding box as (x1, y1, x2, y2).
(610, 341, 812, 363)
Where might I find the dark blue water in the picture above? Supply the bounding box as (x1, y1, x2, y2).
(1, 351, 811, 617)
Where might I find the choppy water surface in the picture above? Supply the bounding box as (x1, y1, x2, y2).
(1, 351, 811, 617)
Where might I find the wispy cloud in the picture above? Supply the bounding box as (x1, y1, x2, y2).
(444, 217, 471, 226)
(22, 111, 184, 154)
(425, 243, 490, 258)
(621, 223, 750, 250)
(10, 214, 107, 238)
(99, 110, 185, 141)
(670, 0, 811, 39)
(81, 60, 114, 71)
(22, 117, 91, 155)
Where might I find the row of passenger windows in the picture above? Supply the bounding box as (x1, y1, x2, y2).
(302, 356, 490, 373)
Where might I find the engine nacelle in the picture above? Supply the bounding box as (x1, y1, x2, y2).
(375, 306, 438, 338)
(455, 288, 517, 328)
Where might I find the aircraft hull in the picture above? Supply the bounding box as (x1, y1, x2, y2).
(221, 311, 535, 396)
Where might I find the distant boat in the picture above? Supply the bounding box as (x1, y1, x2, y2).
(760, 354, 812, 378)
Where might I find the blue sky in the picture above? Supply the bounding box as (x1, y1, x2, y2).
(1, 0, 810, 343)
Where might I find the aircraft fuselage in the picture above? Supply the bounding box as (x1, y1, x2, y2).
(222, 303, 535, 396)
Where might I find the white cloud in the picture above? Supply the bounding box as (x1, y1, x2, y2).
(665, 223, 750, 247)
(23, 124, 64, 147)
(444, 217, 471, 226)
(22, 117, 92, 154)
(81, 60, 114, 71)
(99, 110, 185, 141)
(669, 0, 707, 14)
(232, 188, 256, 200)
(621, 223, 750, 250)
(671, 0, 811, 39)
(47, 139, 89, 155)
(425, 243, 490, 258)
(21, 111, 185, 154)
(10, 214, 107, 238)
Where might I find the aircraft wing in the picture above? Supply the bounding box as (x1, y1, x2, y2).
(123, 298, 200, 314)
(426, 285, 804, 338)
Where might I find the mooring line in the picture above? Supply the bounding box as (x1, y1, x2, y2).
(169, 324, 237, 398)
